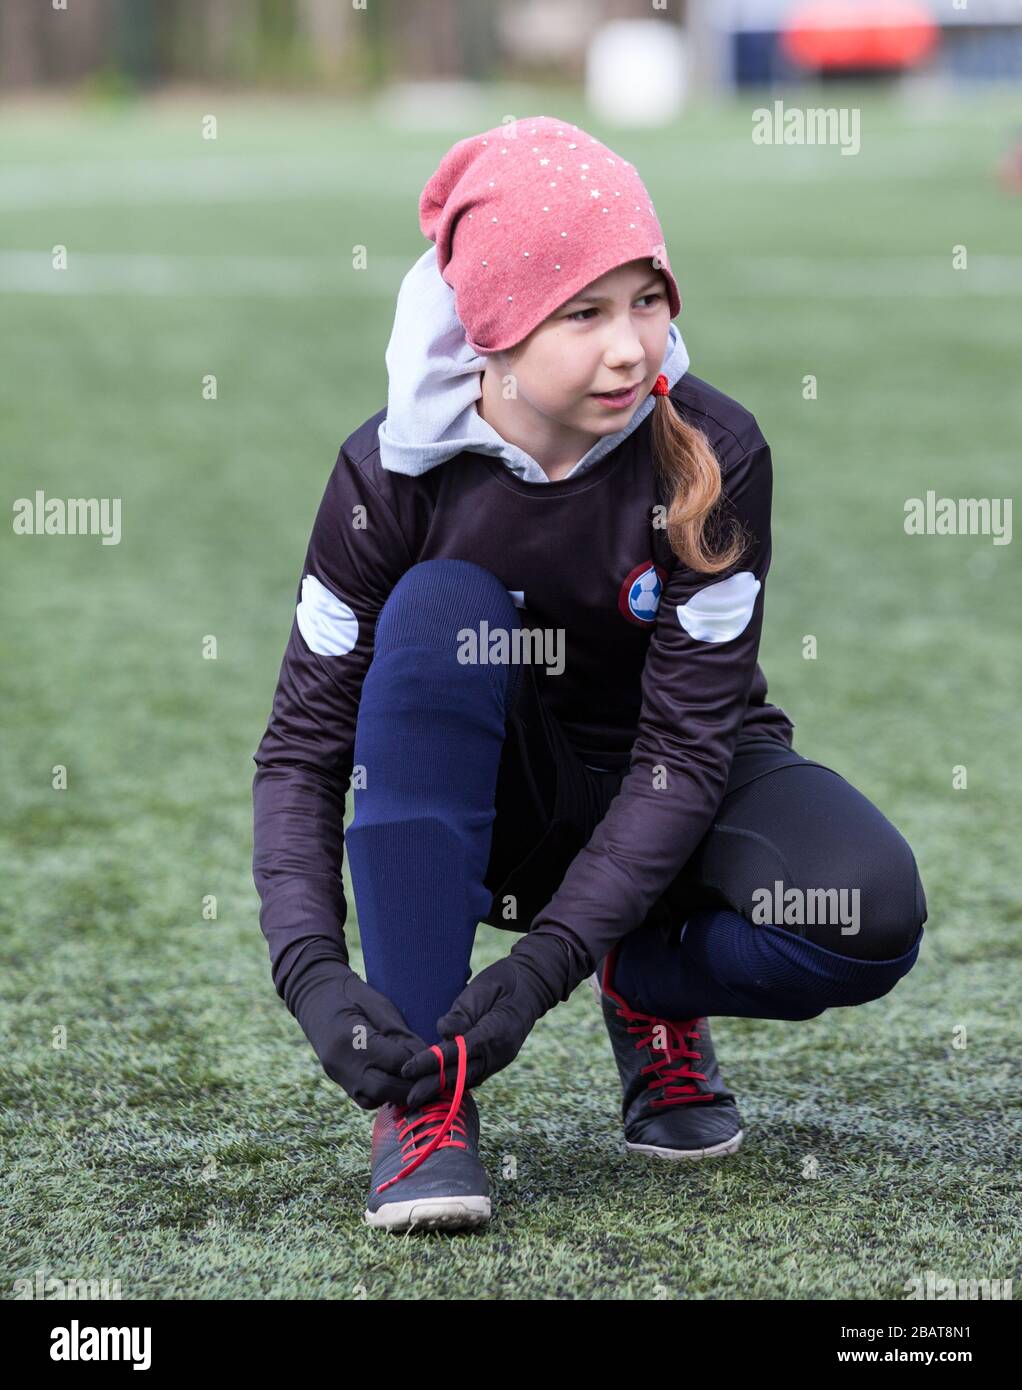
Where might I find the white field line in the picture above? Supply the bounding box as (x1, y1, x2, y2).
(0, 142, 971, 210)
(0, 154, 426, 210)
(0, 251, 410, 295)
(1, 251, 1020, 298)
(708, 255, 1022, 297)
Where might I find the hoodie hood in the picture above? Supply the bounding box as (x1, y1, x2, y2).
(377, 246, 690, 486)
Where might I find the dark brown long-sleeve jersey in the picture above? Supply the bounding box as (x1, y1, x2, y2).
(252, 372, 795, 996)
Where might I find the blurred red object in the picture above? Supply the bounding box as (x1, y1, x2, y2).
(782, 0, 939, 70)
(997, 139, 1022, 193)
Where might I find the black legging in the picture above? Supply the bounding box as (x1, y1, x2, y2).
(485, 654, 927, 964)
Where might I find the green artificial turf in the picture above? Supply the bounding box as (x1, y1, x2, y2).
(1, 85, 1019, 1300)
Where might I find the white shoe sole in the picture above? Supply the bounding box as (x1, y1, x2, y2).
(593, 971, 742, 1162)
(364, 1195, 491, 1232)
(625, 1128, 744, 1161)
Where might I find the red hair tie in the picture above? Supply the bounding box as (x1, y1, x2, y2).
(652, 373, 669, 397)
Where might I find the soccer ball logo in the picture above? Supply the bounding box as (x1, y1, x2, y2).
(618, 561, 666, 627)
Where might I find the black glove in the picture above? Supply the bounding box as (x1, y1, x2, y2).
(400, 928, 588, 1108)
(282, 940, 428, 1110)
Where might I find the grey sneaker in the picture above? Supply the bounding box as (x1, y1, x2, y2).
(364, 1087, 491, 1232)
(592, 944, 744, 1160)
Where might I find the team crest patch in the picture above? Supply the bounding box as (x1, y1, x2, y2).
(618, 561, 666, 626)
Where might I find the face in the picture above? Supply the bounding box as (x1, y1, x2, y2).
(496, 258, 672, 437)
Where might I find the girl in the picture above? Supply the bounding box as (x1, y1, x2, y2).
(251, 116, 927, 1235)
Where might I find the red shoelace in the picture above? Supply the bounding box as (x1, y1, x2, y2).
(601, 948, 713, 1109)
(628, 1013, 713, 1108)
(375, 1033, 469, 1194)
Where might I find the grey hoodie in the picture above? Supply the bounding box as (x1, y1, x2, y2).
(376, 246, 691, 485)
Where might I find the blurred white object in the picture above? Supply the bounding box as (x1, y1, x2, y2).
(499, 0, 592, 63)
(586, 20, 688, 127)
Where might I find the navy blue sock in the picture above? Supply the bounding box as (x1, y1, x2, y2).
(613, 907, 924, 1022)
(344, 560, 523, 1046)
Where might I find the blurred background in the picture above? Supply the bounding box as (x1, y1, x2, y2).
(4, 0, 1022, 96)
(2, 0, 1019, 1300)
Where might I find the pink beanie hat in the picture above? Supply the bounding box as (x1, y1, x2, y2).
(419, 115, 682, 355)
